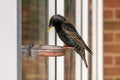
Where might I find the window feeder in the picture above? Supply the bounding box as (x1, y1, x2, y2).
(22, 45, 75, 80)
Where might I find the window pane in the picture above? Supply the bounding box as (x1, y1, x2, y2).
(64, 0, 75, 80)
(22, 0, 48, 80)
(22, 0, 48, 45)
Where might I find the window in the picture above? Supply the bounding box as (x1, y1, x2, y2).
(0, 0, 102, 80)
(21, 0, 103, 80)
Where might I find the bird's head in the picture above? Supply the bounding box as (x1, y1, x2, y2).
(47, 14, 66, 32)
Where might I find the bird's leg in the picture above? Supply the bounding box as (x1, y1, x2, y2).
(63, 45, 74, 49)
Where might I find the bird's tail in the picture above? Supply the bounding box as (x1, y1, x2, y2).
(85, 44, 93, 55)
(78, 53, 88, 68)
(82, 55, 88, 68)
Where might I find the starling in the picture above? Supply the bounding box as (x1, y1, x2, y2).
(48, 14, 93, 67)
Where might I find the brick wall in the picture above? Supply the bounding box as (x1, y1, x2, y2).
(104, 0, 120, 80)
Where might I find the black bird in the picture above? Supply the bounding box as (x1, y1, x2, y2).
(48, 14, 93, 67)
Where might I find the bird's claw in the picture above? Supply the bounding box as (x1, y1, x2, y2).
(62, 46, 74, 49)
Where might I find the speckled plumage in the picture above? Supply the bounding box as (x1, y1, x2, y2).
(48, 14, 93, 67)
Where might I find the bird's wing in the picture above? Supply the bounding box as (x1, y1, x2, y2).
(62, 22, 93, 55)
(61, 22, 84, 46)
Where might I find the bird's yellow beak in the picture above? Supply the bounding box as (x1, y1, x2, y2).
(47, 27, 51, 32)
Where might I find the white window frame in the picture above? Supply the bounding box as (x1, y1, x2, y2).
(92, 0, 103, 80)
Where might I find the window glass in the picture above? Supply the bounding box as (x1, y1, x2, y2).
(22, 0, 48, 80)
(22, 0, 48, 45)
(64, 0, 76, 80)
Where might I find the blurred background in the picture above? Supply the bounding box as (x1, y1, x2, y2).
(22, 0, 120, 80)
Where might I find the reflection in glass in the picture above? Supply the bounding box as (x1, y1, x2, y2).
(22, 0, 48, 45)
(22, 0, 48, 80)
(64, 0, 75, 80)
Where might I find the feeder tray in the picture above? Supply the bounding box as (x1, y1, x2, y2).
(36, 45, 66, 57)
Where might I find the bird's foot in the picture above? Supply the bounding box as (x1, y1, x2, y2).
(62, 45, 74, 49)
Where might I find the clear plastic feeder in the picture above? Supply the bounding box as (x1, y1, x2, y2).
(22, 45, 75, 80)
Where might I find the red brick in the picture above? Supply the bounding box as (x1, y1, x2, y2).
(115, 57, 120, 65)
(116, 10, 120, 19)
(104, 44, 120, 53)
(104, 32, 114, 42)
(115, 33, 120, 42)
(104, 56, 113, 64)
(104, 78, 113, 80)
(22, 9, 30, 17)
(104, 10, 113, 19)
(116, 78, 120, 80)
(104, 21, 120, 31)
(104, 67, 120, 76)
(103, 0, 120, 79)
(104, 0, 120, 7)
